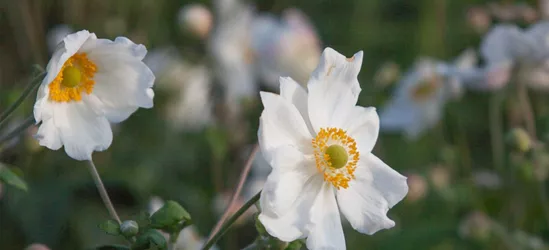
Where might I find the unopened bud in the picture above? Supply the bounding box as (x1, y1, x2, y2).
(120, 220, 139, 237)
(459, 211, 492, 241)
(178, 4, 213, 39)
(506, 128, 532, 153)
(406, 174, 428, 202)
(25, 244, 50, 250)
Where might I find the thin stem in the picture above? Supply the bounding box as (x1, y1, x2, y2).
(516, 83, 536, 137)
(0, 116, 35, 146)
(202, 191, 261, 250)
(489, 92, 505, 171)
(86, 160, 122, 225)
(206, 144, 259, 242)
(0, 72, 45, 129)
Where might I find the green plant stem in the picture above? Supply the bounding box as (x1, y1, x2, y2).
(0, 72, 45, 129)
(87, 160, 122, 225)
(201, 191, 261, 250)
(489, 92, 505, 171)
(0, 115, 34, 146)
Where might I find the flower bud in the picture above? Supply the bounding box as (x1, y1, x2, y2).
(120, 220, 139, 237)
(506, 127, 532, 153)
(25, 244, 50, 250)
(178, 4, 213, 39)
(459, 211, 492, 241)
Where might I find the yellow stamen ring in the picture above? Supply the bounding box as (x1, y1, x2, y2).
(312, 128, 360, 189)
(48, 53, 97, 102)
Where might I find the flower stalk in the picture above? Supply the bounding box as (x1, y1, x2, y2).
(0, 72, 45, 129)
(87, 160, 122, 225)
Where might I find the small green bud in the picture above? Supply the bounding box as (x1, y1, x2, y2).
(150, 200, 191, 233)
(506, 128, 532, 153)
(120, 220, 139, 237)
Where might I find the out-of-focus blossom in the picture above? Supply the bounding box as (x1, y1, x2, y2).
(472, 170, 502, 190)
(487, 2, 538, 23)
(459, 211, 492, 241)
(252, 8, 321, 88)
(406, 174, 428, 202)
(373, 61, 401, 87)
(475, 22, 549, 91)
(467, 7, 492, 33)
(178, 4, 213, 39)
(149, 197, 218, 250)
(542, 0, 549, 20)
(380, 50, 477, 139)
(144, 48, 213, 131)
(209, 0, 255, 119)
(34, 30, 154, 160)
(429, 165, 450, 190)
(258, 48, 408, 250)
(25, 244, 50, 250)
(46, 25, 73, 54)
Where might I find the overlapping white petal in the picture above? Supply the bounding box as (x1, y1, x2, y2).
(33, 30, 155, 161)
(258, 47, 408, 250)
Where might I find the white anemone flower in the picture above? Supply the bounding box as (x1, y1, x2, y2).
(33, 30, 154, 161)
(380, 50, 477, 139)
(477, 22, 549, 90)
(258, 47, 408, 250)
(252, 8, 321, 89)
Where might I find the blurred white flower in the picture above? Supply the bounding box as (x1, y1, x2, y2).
(477, 22, 549, 90)
(209, 0, 256, 118)
(258, 48, 408, 250)
(46, 24, 73, 54)
(149, 197, 217, 250)
(472, 170, 502, 190)
(144, 48, 213, 131)
(178, 4, 213, 39)
(252, 8, 321, 88)
(33, 30, 155, 160)
(380, 50, 476, 139)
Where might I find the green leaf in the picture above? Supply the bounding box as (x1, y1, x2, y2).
(150, 200, 191, 233)
(92, 245, 130, 250)
(0, 163, 28, 191)
(285, 240, 304, 250)
(98, 220, 121, 236)
(132, 229, 167, 250)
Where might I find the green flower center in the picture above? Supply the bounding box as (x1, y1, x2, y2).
(61, 66, 82, 88)
(325, 144, 348, 169)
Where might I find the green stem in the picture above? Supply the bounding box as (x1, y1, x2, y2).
(87, 160, 122, 225)
(201, 191, 261, 250)
(0, 116, 34, 146)
(489, 92, 504, 171)
(0, 72, 45, 129)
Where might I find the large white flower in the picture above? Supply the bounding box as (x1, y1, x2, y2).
(34, 30, 154, 161)
(258, 47, 408, 250)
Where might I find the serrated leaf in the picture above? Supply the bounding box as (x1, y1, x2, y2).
(98, 220, 121, 236)
(0, 163, 28, 191)
(92, 245, 130, 250)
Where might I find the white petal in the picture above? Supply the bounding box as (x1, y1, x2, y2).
(279, 76, 314, 134)
(336, 153, 408, 235)
(260, 146, 318, 216)
(481, 25, 534, 64)
(258, 92, 313, 164)
(259, 175, 324, 242)
(306, 182, 346, 250)
(307, 48, 363, 132)
(344, 106, 379, 153)
(51, 99, 113, 161)
(35, 119, 62, 150)
(81, 37, 155, 123)
(35, 30, 95, 123)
